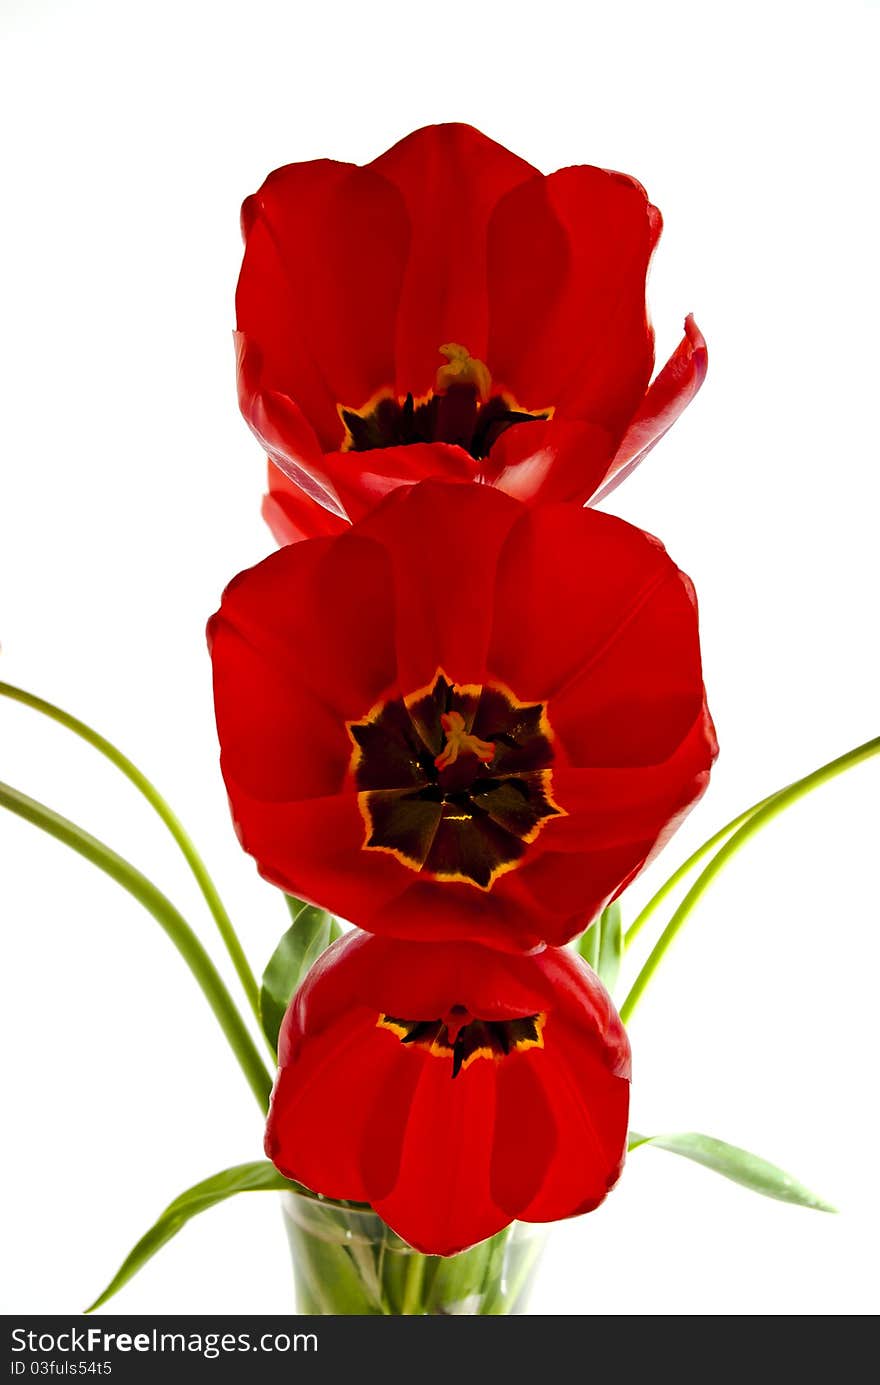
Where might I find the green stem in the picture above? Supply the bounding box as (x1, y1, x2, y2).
(620, 735, 880, 1025)
(624, 793, 776, 949)
(0, 680, 261, 1027)
(400, 1252, 428, 1315)
(483, 1233, 544, 1315)
(0, 779, 273, 1113)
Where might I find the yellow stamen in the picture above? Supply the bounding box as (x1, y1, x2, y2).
(435, 343, 492, 402)
(434, 710, 496, 771)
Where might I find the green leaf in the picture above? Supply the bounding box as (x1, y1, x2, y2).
(628, 1130, 836, 1212)
(0, 780, 273, 1112)
(0, 680, 261, 1024)
(576, 902, 622, 993)
(596, 899, 622, 993)
(620, 734, 880, 1025)
(86, 1161, 300, 1312)
(260, 898, 341, 1051)
(576, 918, 601, 970)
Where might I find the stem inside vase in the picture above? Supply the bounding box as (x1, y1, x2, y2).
(281, 1190, 546, 1315)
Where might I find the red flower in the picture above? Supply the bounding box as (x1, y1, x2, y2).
(236, 122, 707, 545)
(265, 929, 631, 1255)
(209, 478, 716, 952)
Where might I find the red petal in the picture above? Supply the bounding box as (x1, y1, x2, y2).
(487, 167, 657, 435)
(374, 1051, 508, 1254)
(549, 575, 707, 766)
(490, 1054, 556, 1215)
(321, 935, 557, 1023)
(514, 1018, 630, 1223)
(533, 717, 716, 865)
(210, 626, 352, 801)
(370, 124, 537, 398)
(276, 931, 372, 1063)
(265, 1008, 403, 1202)
(209, 531, 397, 724)
(594, 314, 709, 502)
(263, 443, 480, 544)
(358, 1038, 428, 1201)
(237, 159, 409, 454)
(512, 841, 670, 947)
(318, 442, 479, 524)
(535, 948, 630, 1073)
(217, 784, 414, 928)
(357, 478, 521, 694)
(365, 876, 551, 953)
(489, 503, 684, 705)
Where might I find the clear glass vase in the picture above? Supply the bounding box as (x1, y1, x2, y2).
(282, 1190, 546, 1315)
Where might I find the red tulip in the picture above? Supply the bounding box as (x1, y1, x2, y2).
(265, 929, 631, 1255)
(209, 478, 716, 952)
(236, 122, 707, 545)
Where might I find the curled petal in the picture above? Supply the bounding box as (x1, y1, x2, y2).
(594, 315, 709, 503)
(481, 418, 615, 506)
(263, 462, 350, 545)
(236, 332, 346, 519)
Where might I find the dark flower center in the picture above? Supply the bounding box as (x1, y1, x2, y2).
(347, 672, 562, 889)
(379, 1006, 546, 1078)
(340, 344, 551, 460)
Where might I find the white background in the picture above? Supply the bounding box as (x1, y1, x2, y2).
(1, 0, 878, 1317)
